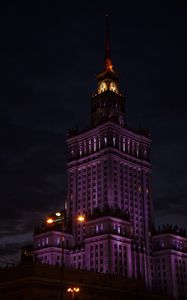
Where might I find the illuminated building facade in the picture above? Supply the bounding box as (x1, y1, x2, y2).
(33, 20, 187, 299)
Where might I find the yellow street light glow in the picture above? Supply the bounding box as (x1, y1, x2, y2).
(46, 218, 54, 224)
(77, 215, 85, 222)
(55, 212, 61, 217)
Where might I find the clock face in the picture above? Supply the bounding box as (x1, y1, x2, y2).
(109, 81, 117, 92)
(98, 81, 107, 94)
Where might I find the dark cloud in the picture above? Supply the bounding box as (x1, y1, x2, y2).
(0, 243, 21, 257)
(0, 241, 30, 265)
(154, 193, 187, 216)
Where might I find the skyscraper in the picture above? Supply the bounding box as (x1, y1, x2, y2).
(33, 18, 187, 299)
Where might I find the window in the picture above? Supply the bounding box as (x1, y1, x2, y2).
(94, 138, 97, 151)
(144, 146, 148, 157)
(100, 223, 103, 232)
(79, 144, 82, 156)
(98, 137, 101, 149)
(89, 139, 91, 153)
(123, 138, 126, 151)
(127, 139, 130, 152)
(136, 143, 139, 157)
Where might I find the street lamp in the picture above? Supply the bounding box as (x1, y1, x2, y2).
(67, 287, 80, 300)
(77, 215, 85, 222)
(46, 218, 54, 224)
(46, 213, 85, 300)
(46, 211, 65, 300)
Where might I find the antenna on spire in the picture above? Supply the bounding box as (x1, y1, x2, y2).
(105, 14, 113, 71)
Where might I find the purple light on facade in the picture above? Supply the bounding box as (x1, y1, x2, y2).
(33, 24, 187, 300)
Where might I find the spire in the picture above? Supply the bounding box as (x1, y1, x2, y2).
(105, 14, 113, 71)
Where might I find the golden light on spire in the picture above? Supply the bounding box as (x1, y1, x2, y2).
(106, 62, 113, 71)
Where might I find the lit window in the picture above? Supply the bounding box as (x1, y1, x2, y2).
(94, 138, 97, 151)
(79, 145, 82, 156)
(98, 137, 101, 150)
(144, 147, 147, 158)
(123, 138, 126, 151)
(127, 139, 130, 152)
(89, 140, 91, 153)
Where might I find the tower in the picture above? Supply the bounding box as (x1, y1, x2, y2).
(33, 17, 187, 299)
(91, 15, 125, 127)
(66, 15, 153, 280)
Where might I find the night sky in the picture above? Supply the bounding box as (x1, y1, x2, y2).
(0, 1, 187, 263)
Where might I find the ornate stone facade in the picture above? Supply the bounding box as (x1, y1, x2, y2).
(33, 22, 187, 299)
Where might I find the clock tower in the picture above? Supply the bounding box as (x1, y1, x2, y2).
(33, 17, 187, 300)
(91, 15, 125, 127)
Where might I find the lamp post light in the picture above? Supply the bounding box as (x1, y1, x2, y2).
(46, 211, 65, 300)
(46, 217, 54, 224)
(46, 213, 85, 300)
(77, 215, 85, 222)
(67, 287, 80, 300)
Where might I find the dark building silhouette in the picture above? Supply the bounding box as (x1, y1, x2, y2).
(0, 264, 175, 300)
(21, 245, 34, 265)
